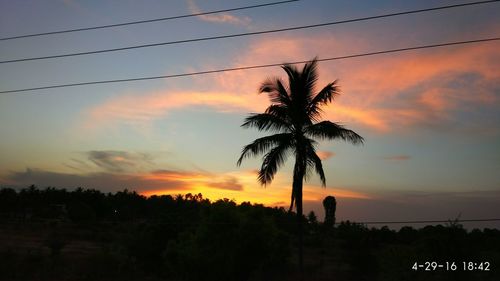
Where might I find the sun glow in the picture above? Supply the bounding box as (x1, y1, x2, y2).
(140, 168, 371, 206)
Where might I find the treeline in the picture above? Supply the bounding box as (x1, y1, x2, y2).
(0, 186, 295, 281)
(0, 186, 499, 281)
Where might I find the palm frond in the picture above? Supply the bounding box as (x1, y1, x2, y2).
(301, 58, 319, 103)
(265, 104, 291, 121)
(259, 77, 291, 106)
(281, 64, 300, 101)
(304, 121, 364, 145)
(308, 81, 340, 120)
(237, 133, 294, 166)
(281, 64, 299, 83)
(305, 142, 326, 186)
(241, 113, 291, 132)
(310, 80, 340, 106)
(258, 141, 292, 185)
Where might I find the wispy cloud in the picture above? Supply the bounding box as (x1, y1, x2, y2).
(186, 0, 251, 25)
(383, 155, 411, 161)
(83, 91, 264, 131)
(87, 150, 153, 172)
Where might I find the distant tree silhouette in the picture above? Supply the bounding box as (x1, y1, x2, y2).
(237, 58, 364, 277)
(307, 211, 318, 225)
(323, 196, 337, 228)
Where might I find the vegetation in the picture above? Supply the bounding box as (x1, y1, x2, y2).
(237, 58, 364, 274)
(1, 186, 499, 281)
(323, 195, 337, 228)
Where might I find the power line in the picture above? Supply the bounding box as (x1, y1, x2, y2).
(352, 218, 500, 225)
(4, 218, 496, 225)
(1, 0, 498, 65)
(1, 37, 498, 94)
(0, 0, 300, 41)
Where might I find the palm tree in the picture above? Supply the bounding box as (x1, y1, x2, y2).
(237, 58, 364, 276)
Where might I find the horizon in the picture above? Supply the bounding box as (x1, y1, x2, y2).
(1, 0, 499, 230)
(3, 185, 499, 230)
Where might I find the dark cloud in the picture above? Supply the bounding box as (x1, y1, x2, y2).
(151, 169, 191, 176)
(5, 168, 186, 193)
(207, 176, 243, 191)
(87, 150, 153, 172)
(4, 167, 244, 193)
(383, 155, 411, 161)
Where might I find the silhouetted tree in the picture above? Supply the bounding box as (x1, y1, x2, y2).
(237, 58, 364, 277)
(307, 211, 318, 225)
(323, 195, 337, 228)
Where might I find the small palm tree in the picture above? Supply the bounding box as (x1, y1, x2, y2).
(237, 58, 364, 275)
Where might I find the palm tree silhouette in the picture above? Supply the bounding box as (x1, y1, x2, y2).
(237, 58, 364, 276)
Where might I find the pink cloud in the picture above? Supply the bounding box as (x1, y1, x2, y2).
(205, 34, 499, 132)
(84, 90, 266, 130)
(331, 44, 500, 131)
(317, 151, 335, 160)
(82, 30, 500, 134)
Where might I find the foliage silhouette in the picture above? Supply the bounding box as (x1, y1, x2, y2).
(323, 195, 337, 228)
(237, 58, 364, 275)
(1, 186, 499, 281)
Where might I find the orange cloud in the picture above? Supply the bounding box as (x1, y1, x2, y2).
(82, 31, 500, 134)
(143, 169, 245, 192)
(317, 150, 335, 160)
(277, 36, 497, 121)
(201, 35, 500, 133)
(83, 90, 266, 131)
(303, 185, 371, 201)
(330, 43, 500, 131)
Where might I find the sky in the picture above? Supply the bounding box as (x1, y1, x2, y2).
(0, 0, 499, 228)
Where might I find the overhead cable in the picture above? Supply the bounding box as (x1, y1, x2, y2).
(0, 0, 498, 64)
(1, 37, 498, 94)
(0, 0, 300, 41)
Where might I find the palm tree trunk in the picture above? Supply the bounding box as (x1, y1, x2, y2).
(293, 161, 304, 280)
(297, 186, 304, 281)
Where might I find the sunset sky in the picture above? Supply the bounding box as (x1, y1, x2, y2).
(1, 0, 499, 228)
